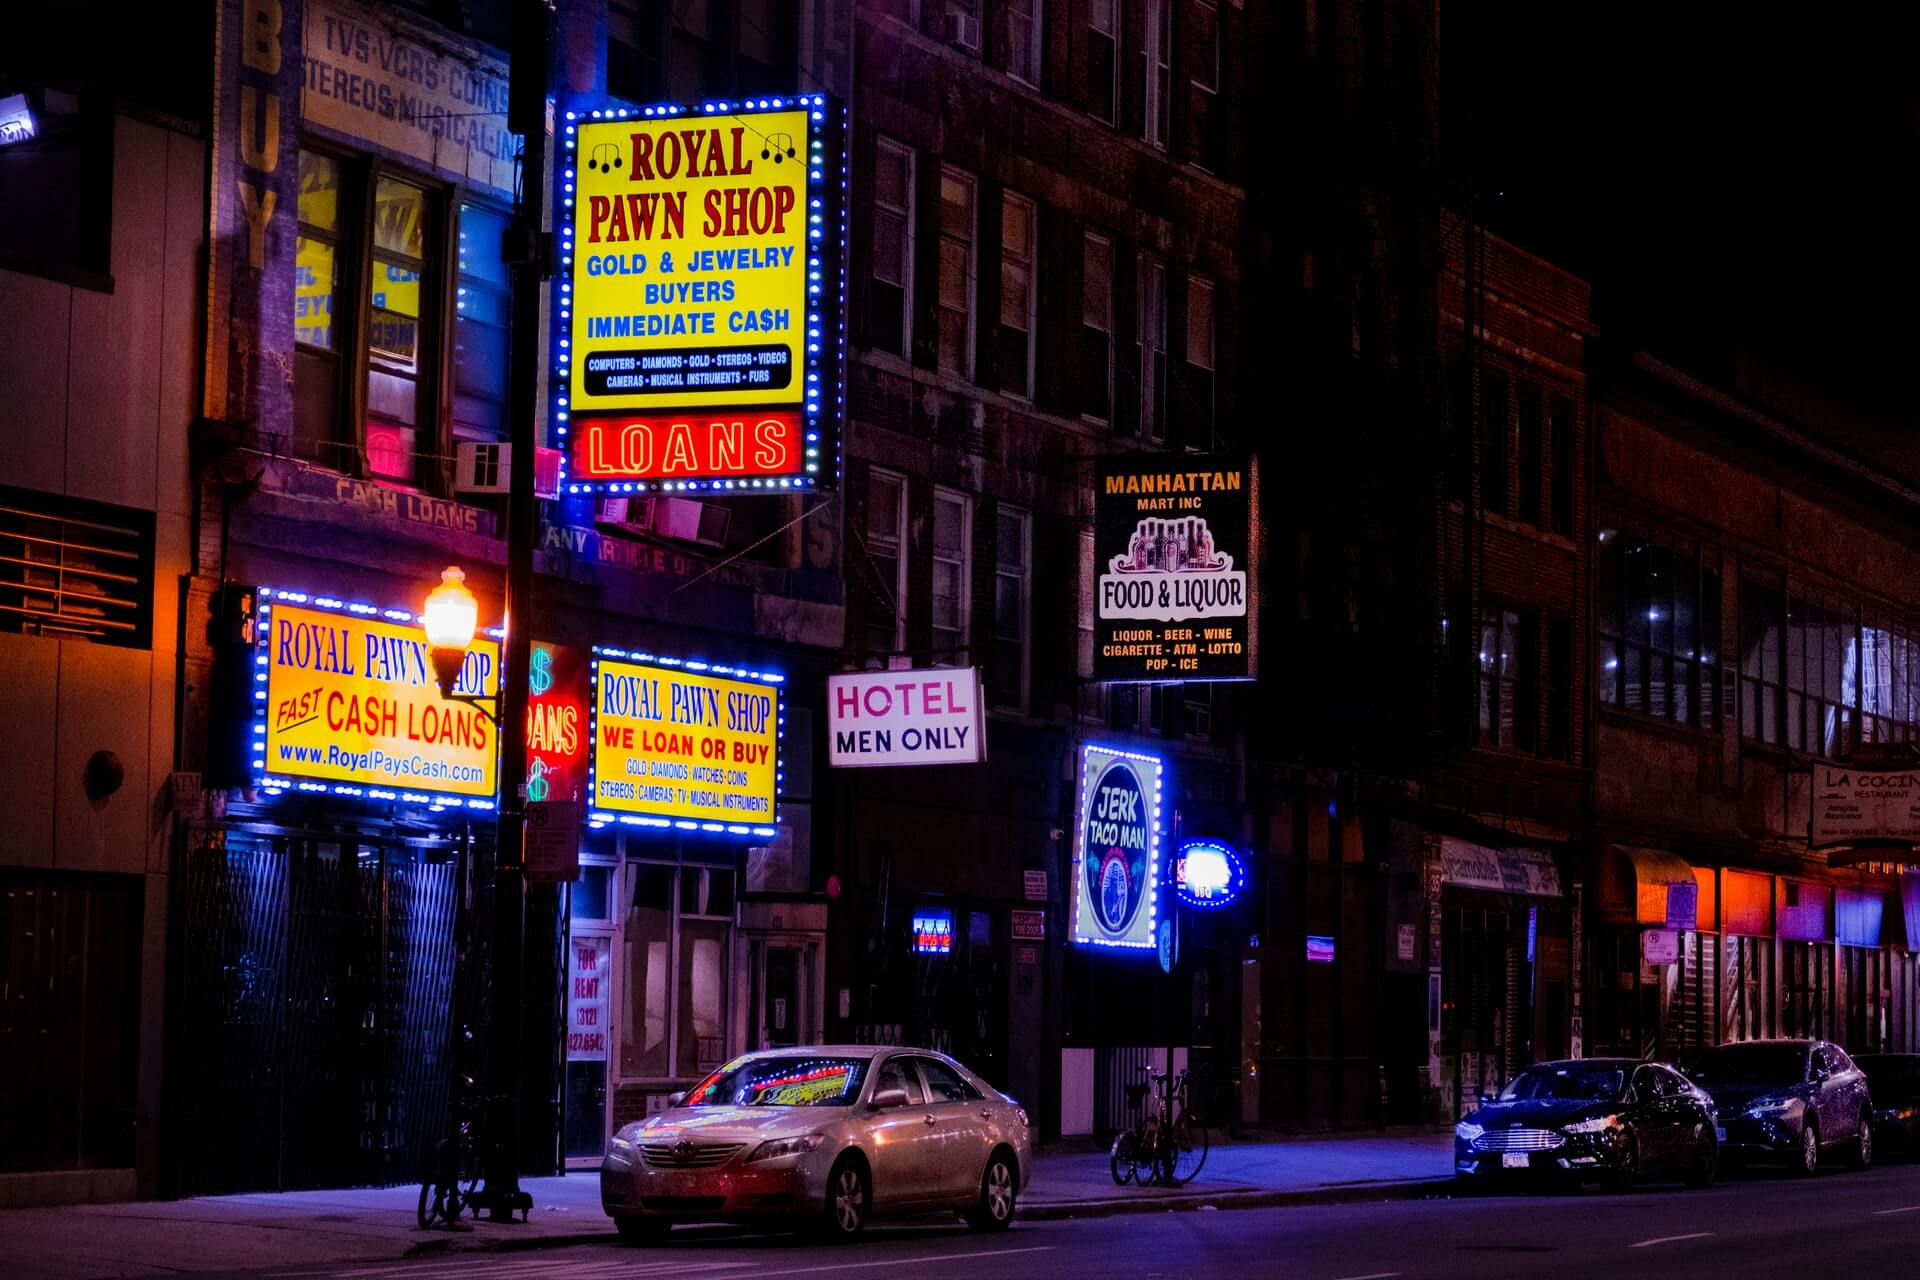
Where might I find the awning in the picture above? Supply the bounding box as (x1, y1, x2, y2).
(1438, 837, 1563, 898)
(1603, 845, 1700, 928)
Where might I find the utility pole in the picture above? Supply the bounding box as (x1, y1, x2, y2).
(474, 0, 551, 1223)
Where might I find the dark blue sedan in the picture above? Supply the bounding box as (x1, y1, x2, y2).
(1681, 1039, 1873, 1175)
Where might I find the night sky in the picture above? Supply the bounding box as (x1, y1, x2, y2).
(1460, 0, 1919, 458)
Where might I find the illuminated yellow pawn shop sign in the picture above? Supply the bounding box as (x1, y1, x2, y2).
(590, 651, 782, 836)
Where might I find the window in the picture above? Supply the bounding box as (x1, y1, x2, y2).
(1597, 526, 1720, 730)
(1078, 528, 1097, 680)
(453, 204, 510, 447)
(1081, 232, 1114, 421)
(875, 1056, 925, 1105)
(999, 192, 1038, 398)
(1783, 590, 1857, 758)
(1183, 685, 1213, 741)
(1549, 394, 1573, 536)
(1137, 251, 1167, 440)
(1004, 0, 1042, 86)
(870, 137, 914, 359)
(913, 1056, 983, 1103)
(1517, 381, 1542, 526)
(0, 484, 155, 649)
(1186, 1, 1221, 168)
(1186, 275, 1216, 449)
(1477, 605, 1536, 751)
(993, 505, 1031, 709)
(1480, 369, 1510, 518)
(670, 0, 714, 101)
(1859, 615, 1920, 745)
(937, 167, 976, 378)
(932, 489, 973, 662)
(606, 0, 659, 101)
(1741, 577, 1784, 745)
(1143, 0, 1172, 148)
(1088, 0, 1118, 123)
(863, 468, 908, 654)
(1548, 616, 1572, 759)
(620, 858, 735, 1081)
(294, 150, 446, 488)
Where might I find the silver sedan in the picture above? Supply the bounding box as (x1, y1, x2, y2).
(600, 1045, 1032, 1242)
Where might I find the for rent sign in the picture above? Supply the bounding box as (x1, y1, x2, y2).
(257, 592, 499, 801)
(826, 668, 985, 767)
(557, 96, 846, 493)
(590, 652, 780, 835)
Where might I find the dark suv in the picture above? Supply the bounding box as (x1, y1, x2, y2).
(1682, 1040, 1872, 1175)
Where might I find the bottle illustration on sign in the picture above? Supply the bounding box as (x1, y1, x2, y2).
(1114, 517, 1229, 574)
(1100, 516, 1248, 623)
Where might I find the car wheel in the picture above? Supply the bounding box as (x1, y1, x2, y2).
(1607, 1128, 1640, 1191)
(967, 1152, 1018, 1231)
(821, 1156, 869, 1241)
(613, 1216, 667, 1244)
(1796, 1121, 1820, 1176)
(1852, 1115, 1874, 1170)
(1686, 1135, 1717, 1188)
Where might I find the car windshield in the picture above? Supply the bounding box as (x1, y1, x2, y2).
(1498, 1065, 1626, 1102)
(683, 1055, 872, 1107)
(1686, 1044, 1808, 1086)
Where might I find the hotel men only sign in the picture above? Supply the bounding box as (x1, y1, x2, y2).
(1094, 454, 1257, 682)
(826, 669, 985, 768)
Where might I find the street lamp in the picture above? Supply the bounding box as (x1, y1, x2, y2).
(423, 566, 480, 697)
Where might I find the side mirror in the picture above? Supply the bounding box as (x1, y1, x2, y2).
(665, 1091, 687, 1108)
(1477, 1093, 1496, 1108)
(870, 1087, 910, 1110)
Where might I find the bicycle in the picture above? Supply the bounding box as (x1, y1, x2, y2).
(417, 1069, 484, 1229)
(1108, 1066, 1210, 1186)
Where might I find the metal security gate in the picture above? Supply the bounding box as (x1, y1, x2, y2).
(174, 824, 466, 1193)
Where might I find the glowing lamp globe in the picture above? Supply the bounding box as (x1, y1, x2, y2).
(422, 566, 478, 695)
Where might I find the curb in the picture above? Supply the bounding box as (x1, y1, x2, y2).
(1015, 1178, 1458, 1220)
(396, 1177, 1460, 1255)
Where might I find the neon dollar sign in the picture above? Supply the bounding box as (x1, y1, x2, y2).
(526, 756, 551, 803)
(529, 644, 555, 695)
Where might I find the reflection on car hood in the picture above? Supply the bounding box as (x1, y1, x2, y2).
(631, 1105, 836, 1143)
(1469, 1098, 1617, 1129)
(1699, 1082, 1795, 1112)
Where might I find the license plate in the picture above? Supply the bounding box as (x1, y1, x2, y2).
(1716, 1127, 1727, 1142)
(1501, 1153, 1530, 1169)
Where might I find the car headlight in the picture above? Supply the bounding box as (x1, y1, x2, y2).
(747, 1134, 827, 1163)
(1743, 1096, 1796, 1117)
(609, 1134, 636, 1152)
(1455, 1119, 1484, 1141)
(1563, 1115, 1622, 1134)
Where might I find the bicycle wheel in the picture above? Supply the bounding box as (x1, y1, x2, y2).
(1164, 1111, 1210, 1186)
(1109, 1132, 1139, 1185)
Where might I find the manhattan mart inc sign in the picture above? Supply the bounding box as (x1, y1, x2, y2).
(826, 668, 985, 767)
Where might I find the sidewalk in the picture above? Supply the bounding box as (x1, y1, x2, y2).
(2, 1132, 1454, 1280)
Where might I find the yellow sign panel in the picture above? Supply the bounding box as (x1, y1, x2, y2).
(592, 657, 778, 828)
(262, 601, 499, 799)
(568, 110, 810, 411)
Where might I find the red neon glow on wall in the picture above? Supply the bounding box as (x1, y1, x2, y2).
(568, 411, 802, 480)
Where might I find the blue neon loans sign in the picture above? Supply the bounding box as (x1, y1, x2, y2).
(1071, 743, 1165, 950)
(1173, 838, 1246, 909)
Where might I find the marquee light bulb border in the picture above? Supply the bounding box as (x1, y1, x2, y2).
(1069, 741, 1166, 950)
(585, 644, 784, 840)
(250, 586, 502, 814)
(553, 94, 849, 496)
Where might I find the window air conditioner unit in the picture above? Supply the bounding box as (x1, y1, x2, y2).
(652, 497, 731, 548)
(943, 12, 980, 50)
(454, 443, 565, 498)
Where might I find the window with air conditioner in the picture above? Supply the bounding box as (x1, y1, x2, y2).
(0, 484, 155, 650)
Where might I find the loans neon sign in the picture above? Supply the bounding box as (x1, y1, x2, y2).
(554, 96, 848, 494)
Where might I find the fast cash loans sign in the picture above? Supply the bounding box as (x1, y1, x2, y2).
(1094, 453, 1257, 682)
(557, 97, 847, 494)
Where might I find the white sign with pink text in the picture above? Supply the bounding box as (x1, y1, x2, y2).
(826, 668, 986, 768)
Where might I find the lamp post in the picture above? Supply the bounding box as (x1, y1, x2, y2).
(423, 566, 480, 696)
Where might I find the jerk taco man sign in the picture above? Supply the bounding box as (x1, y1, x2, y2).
(1093, 453, 1257, 682)
(556, 96, 847, 494)
(1071, 744, 1166, 951)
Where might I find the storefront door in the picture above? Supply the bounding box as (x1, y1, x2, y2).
(750, 938, 817, 1050)
(564, 863, 616, 1164)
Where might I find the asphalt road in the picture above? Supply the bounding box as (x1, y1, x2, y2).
(226, 1160, 1920, 1280)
